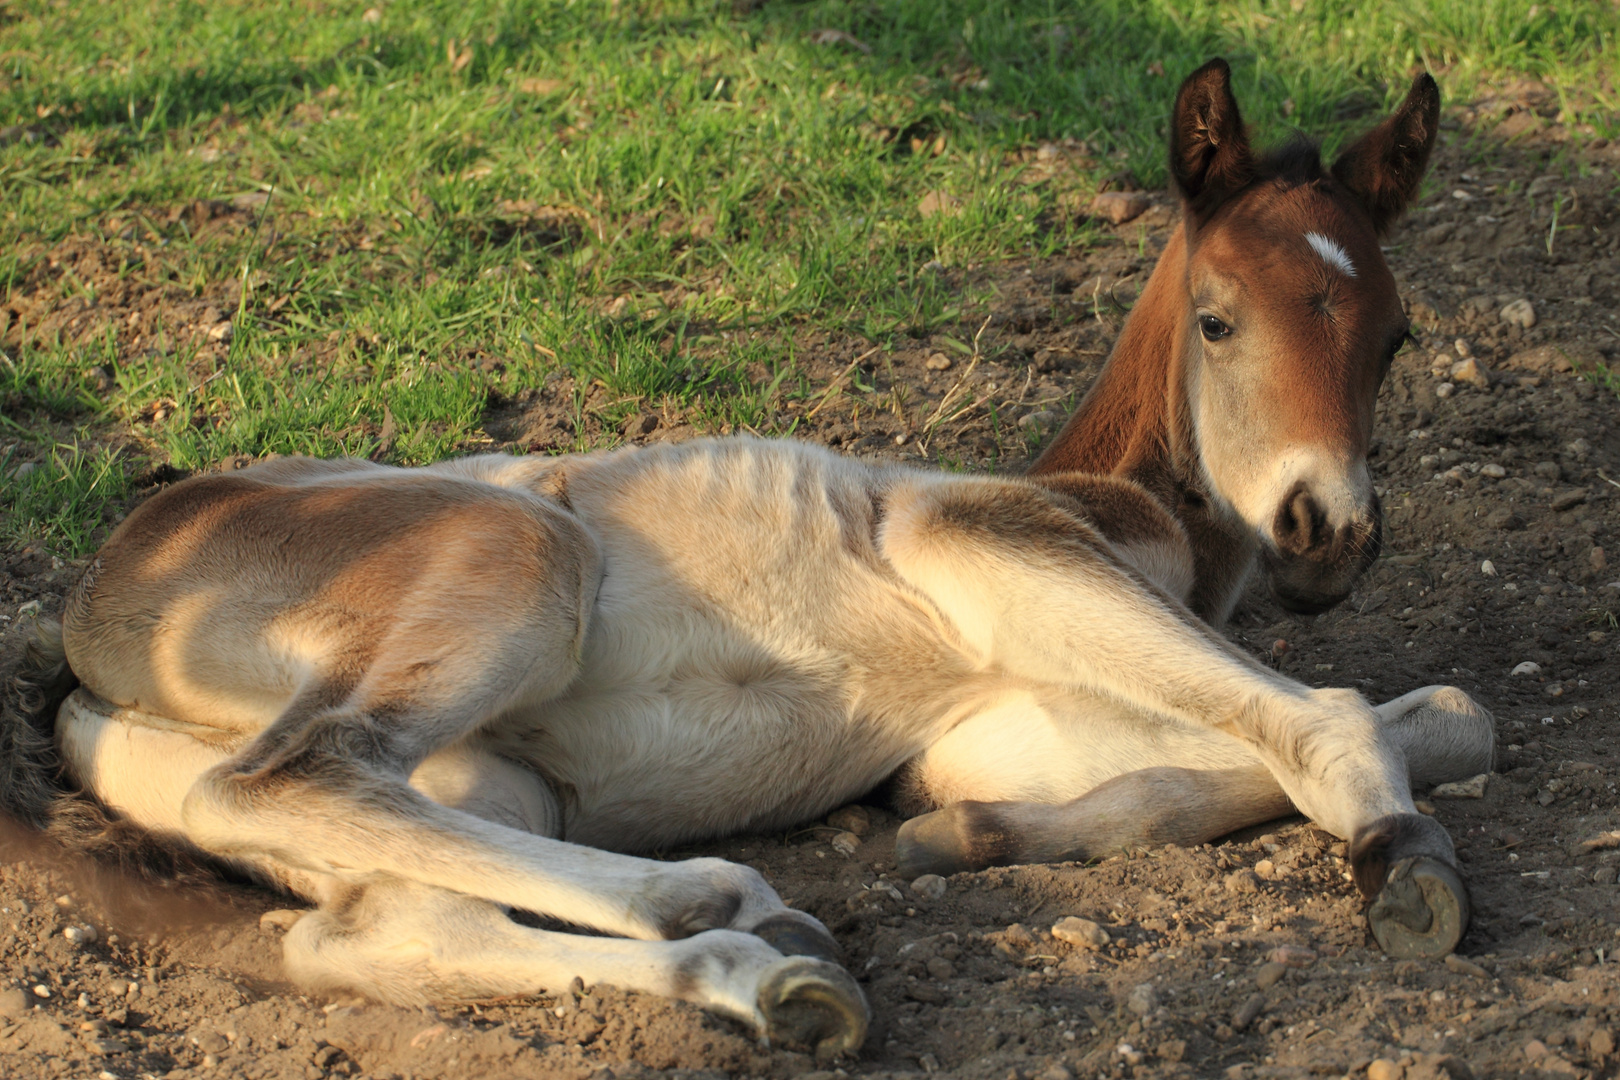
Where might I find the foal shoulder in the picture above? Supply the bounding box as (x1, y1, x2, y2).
(1025, 471, 1195, 603)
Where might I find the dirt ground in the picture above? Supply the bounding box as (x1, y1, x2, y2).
(2, 98, 1619, 1080)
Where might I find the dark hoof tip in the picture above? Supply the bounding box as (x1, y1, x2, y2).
(749, 913, 843, 963)
(1368, 856, 1469, 959)
(757, 957, 869, 1060)
(895, 805, 998, 879)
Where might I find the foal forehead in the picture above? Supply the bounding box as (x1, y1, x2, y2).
(1194, 183, 1389, 298)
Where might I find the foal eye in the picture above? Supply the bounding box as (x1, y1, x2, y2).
(1199, 315, 1231, 341)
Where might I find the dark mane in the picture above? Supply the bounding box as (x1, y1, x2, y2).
(1257, 134, 1324, 185)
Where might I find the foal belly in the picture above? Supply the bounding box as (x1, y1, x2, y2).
(518, 678, 916, 851)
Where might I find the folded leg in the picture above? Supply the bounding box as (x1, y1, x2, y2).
(57, 691, 864, 1049)
(894, 680, 1492, 956)
(284, 877, 865, 1056)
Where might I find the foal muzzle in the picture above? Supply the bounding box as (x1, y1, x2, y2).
(1262, 484, 1383, 614)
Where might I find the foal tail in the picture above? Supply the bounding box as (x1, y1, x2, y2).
(1, 617, 227, 892)
(0, 616, 76, 831)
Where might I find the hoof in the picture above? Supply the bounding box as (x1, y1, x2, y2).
(757, 956, 869, 1060)
(1367, 857, 1470, 959)
(896, 802, 1007, 878)
(749, 912, 843, 963)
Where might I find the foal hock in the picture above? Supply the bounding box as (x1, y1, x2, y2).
(2, 61, 1492, 1054)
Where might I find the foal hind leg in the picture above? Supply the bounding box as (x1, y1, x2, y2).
(59, 692, 865, 1051)
(284, 878, 866, 1057)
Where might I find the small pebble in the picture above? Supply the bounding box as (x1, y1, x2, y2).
(1017, 409, 1063, 433)
(1499, 298, 1536, 329)
(1230, 991, 1266, 1031)
(1255, 961, 1287, 990)
(1511, 661, 1541, 677)
(1449, 357, 1489, 388)
(1434, 382, 1454, 399)
(1224, 869, 1261, 894)
(1480, 463, 1506, 478)
(826, 804, 871, 836)
(1254, 859, 1277, 880)
(1126, 983, 1158, 1016)
(1089, 190, 1152, 224)
(32, 984, 51, 999)
(62, 924, 97, 945)
(1268, 944, 1315, 967)
(830, 831, 861, 856)
(924, 352, 952, 371)
(909, 874, 947, 901)
(1051, 916, 1110, 949)
(1480, 560, 1496, 577)
(1432, 773, 1489, 799)
(1367, 1058, 1403, 1080)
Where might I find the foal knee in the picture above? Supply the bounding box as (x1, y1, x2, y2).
(653, 857, 786, 939)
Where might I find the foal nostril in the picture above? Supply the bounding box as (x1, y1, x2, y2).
(1272, 485, 1327, 556)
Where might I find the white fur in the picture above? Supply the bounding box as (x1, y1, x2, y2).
(1305, 231, 1356, 277)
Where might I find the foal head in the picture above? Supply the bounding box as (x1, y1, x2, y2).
(1169, 60, 1438, 614)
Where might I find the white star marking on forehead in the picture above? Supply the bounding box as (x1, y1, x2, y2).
(1304, 232, 1356, 277)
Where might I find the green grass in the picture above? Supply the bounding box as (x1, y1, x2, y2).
(2, 0, 1615, 556)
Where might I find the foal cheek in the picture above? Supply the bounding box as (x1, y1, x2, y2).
(1188, 354, 1279, 526)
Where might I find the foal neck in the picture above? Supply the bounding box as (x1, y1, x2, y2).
(1027, 225, 1255, 623)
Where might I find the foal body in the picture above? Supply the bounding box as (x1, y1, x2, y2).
(5, 62, 1495, 1055)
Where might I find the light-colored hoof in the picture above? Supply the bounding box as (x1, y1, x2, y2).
(1368, 856, 1470, 959)
(756, 956, 869, 1060)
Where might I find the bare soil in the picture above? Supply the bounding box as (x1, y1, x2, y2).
(2, 107, 1618, 1080)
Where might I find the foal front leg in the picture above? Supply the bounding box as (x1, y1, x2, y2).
(882, 479, 1473, 955)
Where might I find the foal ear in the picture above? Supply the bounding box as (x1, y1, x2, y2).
(1169, 58, 1255, 222)
(1331, 73, 1441, 235)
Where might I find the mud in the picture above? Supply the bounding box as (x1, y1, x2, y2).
(2, 109, 1618, 1079)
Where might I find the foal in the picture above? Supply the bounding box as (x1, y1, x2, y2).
(3, 61, 1491, 1057)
